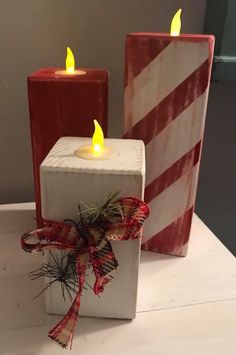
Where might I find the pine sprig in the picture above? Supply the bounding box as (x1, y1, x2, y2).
(78, 191, 123, 227)
(30, 250, 79, 301)
(30, 192, 122, 300)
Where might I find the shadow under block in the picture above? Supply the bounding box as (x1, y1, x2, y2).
(28, 68, 108, 225)
(123, 33, 215, 256)
(40, 137, 145, 319)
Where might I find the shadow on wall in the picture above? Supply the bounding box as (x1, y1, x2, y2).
(196, 82, 236, 256)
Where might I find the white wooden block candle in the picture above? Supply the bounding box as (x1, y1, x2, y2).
(40, 136, 145, 319)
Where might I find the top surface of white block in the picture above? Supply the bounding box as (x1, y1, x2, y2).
(41, 137, 145, 175)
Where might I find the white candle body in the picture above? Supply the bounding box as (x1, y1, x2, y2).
(40, 137, 145, 319)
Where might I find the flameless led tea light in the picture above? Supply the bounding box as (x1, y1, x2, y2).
(76, 120, 117, 160)
(55, 47, 86, 76)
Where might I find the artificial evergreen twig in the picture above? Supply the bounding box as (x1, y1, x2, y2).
(29, 192, 122, 300)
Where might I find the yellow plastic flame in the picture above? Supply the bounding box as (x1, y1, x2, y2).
(66, 47, 75, 74)
(170, 9, 182, 36)
(92, 120, 104, 154)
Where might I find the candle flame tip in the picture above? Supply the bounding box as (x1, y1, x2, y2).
(170, 8, 182, 36)
(66, 46, 75, 73)
(92, 120, 104, 154)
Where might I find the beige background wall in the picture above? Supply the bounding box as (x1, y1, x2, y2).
(2, 1, 236, 254)
(0, 0, 207, 203)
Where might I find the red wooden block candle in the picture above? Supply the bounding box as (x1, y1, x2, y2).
(123, 17, 214, 256)
(28, 63, 108, 225)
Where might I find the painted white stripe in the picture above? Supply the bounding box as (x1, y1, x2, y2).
(124, 41, 209, 133)
(145, 92, 207, 186)
(142, 165, 198, 243)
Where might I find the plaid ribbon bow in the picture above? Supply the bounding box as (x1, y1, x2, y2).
(21, 197, 149, 349)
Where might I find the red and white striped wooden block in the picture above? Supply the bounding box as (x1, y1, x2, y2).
(123, 33, 215, 256)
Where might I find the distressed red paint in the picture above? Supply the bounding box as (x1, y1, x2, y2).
(124, 60, 210, 144)
(145, 141, 201, 203)
(123, 33, 215, 256)
(142, 207, 194, 256)
(28, 67, 108, 226)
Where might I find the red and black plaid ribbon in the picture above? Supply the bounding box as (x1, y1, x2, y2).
(21, 197, 149, 349)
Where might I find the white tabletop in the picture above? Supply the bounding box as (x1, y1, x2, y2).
(0, 203, 235, 355)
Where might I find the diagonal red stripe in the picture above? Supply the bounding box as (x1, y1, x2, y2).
(145, 142, 201, 203)
(124, 35, 171, 87)
(124, 59, 210, 143)
(142, 207, 194, 256)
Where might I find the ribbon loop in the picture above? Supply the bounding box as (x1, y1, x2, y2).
(21, 197, 149, 348)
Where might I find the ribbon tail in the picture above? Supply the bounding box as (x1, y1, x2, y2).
(48, 253, 89, 349)
(89, 236, 119, 295)
(48, 293, 80, 349)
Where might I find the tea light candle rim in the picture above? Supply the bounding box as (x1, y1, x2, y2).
(75, 143, 118, 160)
(55, 69, 87, 76)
